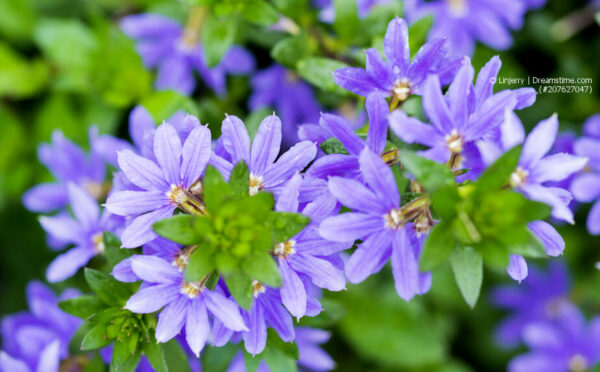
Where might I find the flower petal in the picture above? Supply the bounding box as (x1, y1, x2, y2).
(263, 141, 317, 189)
(23, 183, 69, 213)
(155, 295, 188, 342)
(181, 125, 212, 187)
(328, 176, 386, 214)
(587, 200, 600, 235)
(365, 48, 394, 90)
(126, 284, 179, 313)
(332, 67, 377, 97)
(506, 255, 528, 282)
(251, 114, 282, 176)
(46, 246, 96, 283)
(447, 57, 474, 127)
(290, 254, 345, 291)
(422, 75, 453, 133)
(105, 190, 170, 216)
(39, 214, 84, 243)
(154, 123, 183, 185)
(36, 340, 60, 372)
(185, 299, 210, 357)
(531, 153, 587, 183)
(130, 255, 180, 284)
(260, 294, 294, 341)
(305, 154, 360, 180)
(520, 114, 559, 168)
(204, 291, 247, 331)
(120, 206, 175, 248)
(242, 303, 266, 355)
(384, 17, 410, 73)
(390, 229, 419, 301)
(359, 148, 399, 209)
(221, 115, 251, 166)
(464, 90, 516, 141)
(571, 173, 600, 202)
(345, 230, 393, 283)
(129, 105, 156, 150)
(389, 110, 440, 147)
(528, 221, 564, 257)
(319, 113, 365, 156)
(407, 37, 448, 86)
(118, 149, 169, 191)
(319, 213, 383, 242)
(365, 92, 389, 154)
(279, 260, 307, 319)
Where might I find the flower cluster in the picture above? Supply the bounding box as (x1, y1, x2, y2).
(6, 4, 599, 372)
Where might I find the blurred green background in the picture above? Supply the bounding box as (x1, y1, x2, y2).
(0, 0, 599, 371)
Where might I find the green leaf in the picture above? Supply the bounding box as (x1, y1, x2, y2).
(449, 247, 483, 308)
(266, 329, 299, 360)
(320, 137, 349, 155)
(81, 323, 112, 350)
(334, 0, 359, 42)
(399, 151, 457, 194)
(264, 348, 297, 372)
(203, 15, 238, 67)
(110, 348, 141, 372)
(144, 337, 167, 372)
(408, 15, 433, 57)
(229, 161, 250, 197)
(224, 271, 254, 310)
(430, 185, 461, 219)
(241, 0, 279, 26)
(0, 42, 48, 98)
(361, 2, 403, 40)
(244, 350, 262, 372)
(475, 145, 522, 194)
(163, 338, 193, 372)
(141, 90, 198, 123)
(59, 295, 106, 319)
(185, 246, 215, 282)
(271, 34, 311, 68)
(297, 57, 349, 95)
(479, 241, 509, 269)
(272, 0, 307, 19)
(242, 252, 282, 287)
(201, 344, 241, 372)
(84, 268, 132, 307)
(420, 221, 456, 271)
(204, 165, 231, 212)
(103, 232, 133, 269)
(153, 215, 201, 245)
(266, 212, 311, 243)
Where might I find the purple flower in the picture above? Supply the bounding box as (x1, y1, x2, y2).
(492, 262, 573, 347)
(390, 57, 518, 174)
(274, 174, 347, 318)
(211, 114, 317, 197)
(249, 65, 320, 146)
(571, 114, 600, 235)
(508, 308, 600, 372)
(240, 284, 295, 355)
(22, 129, 107, 213)
(307, 92, 390, 181)
(121, 13, 255, 95)
(319, 148, 431, 301)
(123, 254, 247, 356)
(406, 0, 527, 56)
(0, 282, 80, 372)
(226, 327, 334, 371)
(105, 121, 212, 248)
(333, 17, 459, 103)
(40, 184, 121, 282)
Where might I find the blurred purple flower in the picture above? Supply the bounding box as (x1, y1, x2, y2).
(508, 308, 600, 372)
(40, 184, 121, 282)
(22, 128, 107, 213)
(211, 114, 317, 197)
(492, 262, 573, 346)
(123, 254, 247, 357)
(105, 122, 212, 248)
(319, 148, 431, 301)
(249, 65, 320, 146)
(571, 114, 600, 235)
(226, 327, 334, 371)
(406, 0, 527, 56)
(333, 18, 459, 103)
(0, 282, 80, 372)
(121, 13, 255, 95)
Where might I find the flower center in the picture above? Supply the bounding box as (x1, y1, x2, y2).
(384, 208, 404, 230)
(273, 240, 296, 259)
(83, 180, 111, 200)
(166, 185, 208, 215)
(252, 280, 266, 297)
(172, 246, 196, 272)
(249, 174, 264, 196)
(92, 232, 105, 254)
(447, 0, 468, 16)
(509, 166, 529, 188)
(180, 281, 204, 299)
(381, 149, 400, 166)
(414, 209, 434, 236)
(568, 354, 588, 372)
(445, 129, 464, 154)
(392, 79, 412, 103)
